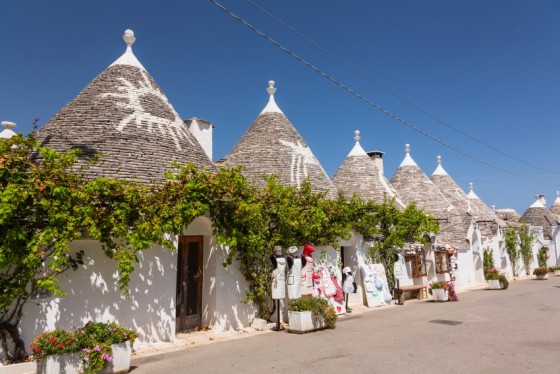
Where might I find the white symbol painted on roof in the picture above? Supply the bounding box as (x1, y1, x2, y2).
(100, 70, 192, 150)
(279, 139, 319, 187)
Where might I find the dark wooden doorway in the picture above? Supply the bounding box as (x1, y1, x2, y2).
(176, 236, 203, 331)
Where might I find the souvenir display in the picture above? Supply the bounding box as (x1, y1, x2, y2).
(360, 263, 391, 308)
(300, 244, 315, 296)
(286, 246, 302, 299)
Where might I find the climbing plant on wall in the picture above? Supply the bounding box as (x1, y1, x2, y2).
(518, 225, 536, 275)
(351, 196, 439, 289)
(504, 227, 520, 277)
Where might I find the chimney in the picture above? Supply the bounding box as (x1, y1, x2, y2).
(367, 150, 385, 175)
(184, 117, 213, 161)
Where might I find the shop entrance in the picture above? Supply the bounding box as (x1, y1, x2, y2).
(176, 235, 203, 331)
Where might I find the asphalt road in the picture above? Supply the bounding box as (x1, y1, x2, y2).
(131, 277, 560, 373)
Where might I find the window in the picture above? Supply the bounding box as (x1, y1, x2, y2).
(405, 251, 427, 278)
(435, 251, 451, 274)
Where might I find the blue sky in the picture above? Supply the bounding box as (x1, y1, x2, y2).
(1, 0, 560, 214)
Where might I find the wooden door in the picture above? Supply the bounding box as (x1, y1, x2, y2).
(176, 236, 203, 331)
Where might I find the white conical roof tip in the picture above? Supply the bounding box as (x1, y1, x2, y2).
(469, 182, 474, 191)
(123, 29, 136, 47)
(354, 130, 360, 142)
(260, 80, 282, 114)
(110, 29, 145, 70)
(437, 155, 442, 164)
(405, 144, 410, 154)
(1, 121, 16, 129)
(267, 80, 276, 95)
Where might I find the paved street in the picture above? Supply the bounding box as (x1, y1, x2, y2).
(131, 277, 560, 373)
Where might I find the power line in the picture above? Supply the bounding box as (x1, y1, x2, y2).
(245, 0, 559, 176)
(208, 0, 560, 185)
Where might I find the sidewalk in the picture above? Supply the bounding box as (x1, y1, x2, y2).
(131, 281, 490, 362)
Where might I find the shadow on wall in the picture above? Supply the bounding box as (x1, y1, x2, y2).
(205, 243, 256, 331)
(21, 241, 177, 354)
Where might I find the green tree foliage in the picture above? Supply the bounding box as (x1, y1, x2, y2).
(209, 175, 352, 320)
(537, 246, 549, 268)
(351, 197, 439, 288)
(504, 227, 520, 277)
(483, 247, 495, 275)
(518, 225, 535, 275)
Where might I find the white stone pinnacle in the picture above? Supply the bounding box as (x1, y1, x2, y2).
(110, 29, 145, 70)
(123, 29, 136, 46)
(347, 129, 366, 157)
(0, 121, 17, 139)
(399, 143, 417, 167)
(432, 155, 447, 176)
(260, 80, 283, 115)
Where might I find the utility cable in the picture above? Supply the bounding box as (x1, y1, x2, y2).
(208, 0, 560, 184)
(245, 0, 559, 176)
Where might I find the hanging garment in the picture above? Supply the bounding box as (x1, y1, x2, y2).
(272, 257, 286, 299)
(319, 267, 337, 297)
(300, 256, 315, 296)
(287, 257, 302, 299)
(331, 276, 344, 302)
(343, 273, 355, 294)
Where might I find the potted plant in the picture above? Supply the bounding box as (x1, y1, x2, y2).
(549, 266, 560, 276)
(429, 281, 449, 302)
(287, 296, 337, 333)
(485, 268, 509, 290)
(533, 267, 548, 280)
(32, 321, 137, 374)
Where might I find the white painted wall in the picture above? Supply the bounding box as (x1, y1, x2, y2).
(14, 240, 177, 359)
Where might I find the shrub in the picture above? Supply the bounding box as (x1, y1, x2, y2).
(498, 274, 509, 290)
(29, 329, 80, 359)
(533, 267, 548, 276)
(430, 281, 448, 290)
(549, 266, 560, 272)
(485, 267, 500, 281)
(288, 296, 337, 329)
(31, 321, 137, 374)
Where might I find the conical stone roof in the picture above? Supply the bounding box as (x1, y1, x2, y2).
(332, 130, 403, 206)
(219, 81, 336, 198)
(430, 156, 505, 238)
(391, 146, 467, 248)
(37, 30, 213, 184)
(550, 191, 560, 218)
(520, 195, 559, 240)
(390, 145, 454, 218)
(466, 182, 506, 236)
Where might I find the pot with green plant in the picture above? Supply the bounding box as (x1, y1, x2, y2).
(429, 281, 449, 302)
(533, 267, 548, 280)
(287, 296, 337, 333)
(32, 321, 137, 374)
(549, 266, 560, 276)
(485, 268, 508, 290)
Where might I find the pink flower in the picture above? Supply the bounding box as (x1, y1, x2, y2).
(103, 353, 113, 362)
(93, 345, 101, 352)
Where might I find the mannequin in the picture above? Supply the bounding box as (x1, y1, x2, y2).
(300, 244, 315, 296)
(286, 246, 302, 299)
(342, 267, 355, 312)
(270, 246, 286, 331)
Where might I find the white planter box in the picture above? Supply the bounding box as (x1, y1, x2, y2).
(100, 341, 132, 374)
(288, 311, 325, 333)
(488, 279, 502, 289)
(37, 352, 81, 374)
(536, 274, 547, 280)
(432, 288, 448, 302)
(555, 270, 560, 276)
(37, 341, 132, 374)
